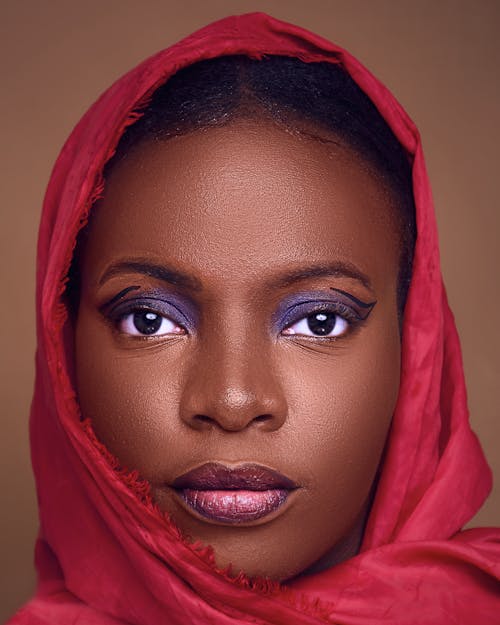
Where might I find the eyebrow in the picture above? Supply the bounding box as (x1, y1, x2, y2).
(98, 258, 373, 293)
(267, 261, 373, 292)
(98, 260, 203, 292)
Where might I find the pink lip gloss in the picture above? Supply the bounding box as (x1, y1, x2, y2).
(181, 488, 289, 523)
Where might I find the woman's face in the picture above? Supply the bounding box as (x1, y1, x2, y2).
(75, 119, 402, 581)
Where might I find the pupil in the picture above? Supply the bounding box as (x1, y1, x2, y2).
(307, 312, 337, 335)
(133, 312, 162, 335)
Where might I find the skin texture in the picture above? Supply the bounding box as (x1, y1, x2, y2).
(75, 118, 402, 581)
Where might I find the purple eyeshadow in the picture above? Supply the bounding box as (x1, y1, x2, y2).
(272, 289, 376, 333)
(103, 287, 199, 332)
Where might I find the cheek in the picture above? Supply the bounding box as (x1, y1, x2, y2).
(277, 322, 400, 519)
(74, 308, 188, 477)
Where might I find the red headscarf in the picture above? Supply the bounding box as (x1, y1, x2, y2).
(10, 12, 500, 625)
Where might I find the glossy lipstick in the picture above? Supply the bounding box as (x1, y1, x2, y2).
(172, 463, 297, 524)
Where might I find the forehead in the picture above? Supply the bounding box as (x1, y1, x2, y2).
(83, 120, 400, 294)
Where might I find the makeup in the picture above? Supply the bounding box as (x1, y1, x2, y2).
(99, 285, 140, 309)
(274, 288, 377, 338)
(100, 287, 198, 335)
(329, 288, 377, 314)
(172, 463, 298, 524)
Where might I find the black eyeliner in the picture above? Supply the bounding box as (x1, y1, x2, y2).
(99, 286, 141, 312)
(329, 288, 377, 312)
(100, 287, 199, 334)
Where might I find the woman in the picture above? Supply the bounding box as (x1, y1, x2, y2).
(9, 12, 500, 624)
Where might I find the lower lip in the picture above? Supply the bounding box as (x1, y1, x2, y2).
(178, 488, 290, 523)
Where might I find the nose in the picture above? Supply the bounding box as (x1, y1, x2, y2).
(178, 327, 287, 433)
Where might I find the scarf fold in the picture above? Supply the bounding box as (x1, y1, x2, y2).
(9, 12, 500, 625)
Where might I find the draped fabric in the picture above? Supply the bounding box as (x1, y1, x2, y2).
(9, 12, 500, 625)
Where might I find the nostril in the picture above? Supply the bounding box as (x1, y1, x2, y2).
(192, 414, 214, 429)
(254, 414, 272, 423)
(189, 412, 275, 431)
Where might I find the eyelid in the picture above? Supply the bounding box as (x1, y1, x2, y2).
(98, 285, 141, 312)
(102, 292, 195, 333)
(99, 287, 376, 339)
(120, 311, 186, 337)
(280, 301, 355, 332)
(329, 287, 377, 315)
(277, 289, 376, 338)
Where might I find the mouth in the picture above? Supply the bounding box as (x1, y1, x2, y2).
(171, 462, 299, 525)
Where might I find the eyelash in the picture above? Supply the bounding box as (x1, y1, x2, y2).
(103, 295, 368, 341)
(105, 297, 190, 338)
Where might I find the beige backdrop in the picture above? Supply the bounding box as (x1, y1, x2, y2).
(1, 0, 499, 620)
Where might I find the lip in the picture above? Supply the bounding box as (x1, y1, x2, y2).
(171, 462, 298, 524)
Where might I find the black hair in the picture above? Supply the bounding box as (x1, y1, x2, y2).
(68, 55, 416, 320)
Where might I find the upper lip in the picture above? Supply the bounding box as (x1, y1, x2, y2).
(172, 462, 298, 491)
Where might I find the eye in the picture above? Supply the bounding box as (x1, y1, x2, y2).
(119, 310, 185, 336)
(282, 311, 349, 338)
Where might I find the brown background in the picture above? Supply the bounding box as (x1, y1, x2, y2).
(1, 0, 499, 620)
